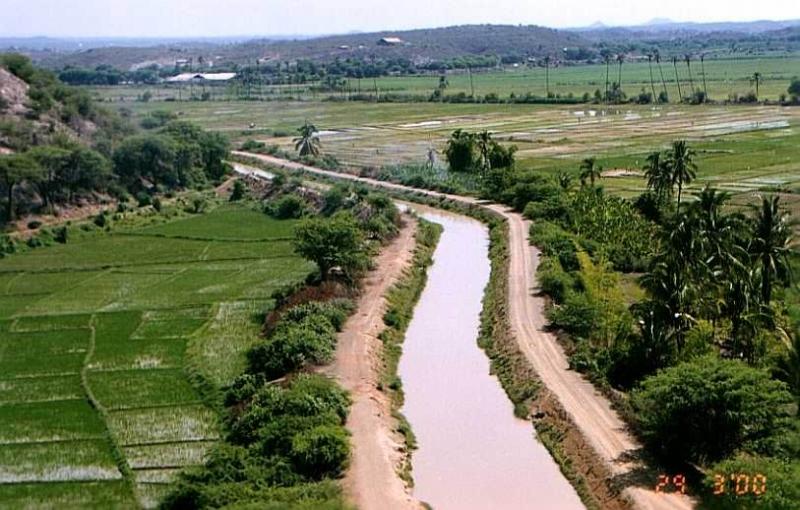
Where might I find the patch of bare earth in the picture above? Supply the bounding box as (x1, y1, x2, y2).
(321, 218, 422, 510)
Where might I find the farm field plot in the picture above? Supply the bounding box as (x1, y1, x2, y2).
(133, 99, 800, 203)
(0, 204, 313, 508)
(88, 55, 800, 104)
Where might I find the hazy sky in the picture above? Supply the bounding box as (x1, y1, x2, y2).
(2, 0, 800, 38)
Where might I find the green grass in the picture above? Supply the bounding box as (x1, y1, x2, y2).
(0, 481, 137, 509)
(0, 202, 312, 508)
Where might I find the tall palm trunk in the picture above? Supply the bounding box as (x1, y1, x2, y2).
(685, 55, 695, 96)
(672, 57, 684, 102)
(648, 54, 657, 101)
(605, 57, 610, 105)
(700, 54, 708, 100)
(657, 54, 669, 102)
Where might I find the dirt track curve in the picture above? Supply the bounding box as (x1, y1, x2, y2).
(233, 151, 695, 510)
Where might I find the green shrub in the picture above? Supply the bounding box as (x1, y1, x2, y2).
(290, 425, 350, 479)
(282, 300, 354, 332)
(631, 357, 794, 464)
(547, 290, 598, 338)
(247, 315, 338, 378)
(53, 226, 68, 244)
(267, 194, 308, 219)
(537, 257, 573, 304)
(93, 211, 108, 227)
(529, 221, 579, 271)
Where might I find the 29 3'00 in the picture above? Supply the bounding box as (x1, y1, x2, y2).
(654, 473, 767, 496)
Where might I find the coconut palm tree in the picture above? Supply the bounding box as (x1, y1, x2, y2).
(751, 72, 763, 100)
(579, 157, 602, 188)
(672, 56, 684, 102)
(602, 51, 612, 104)
(666, 140, 697, 210)
(616, 52, 625, 94)
(557, 172, 574, 191)
(700, 53, 709, 101)
(655, 50, 669, 102)
(643, 151, 672, 200)
(647, 53, 658, 102)
(476, 130, 493, 176)
(543, 56, 552, 98)
(776, 328, 800, 415)
(294, 121, 321, 157)
(750, 195, 793, 304)
(685, 54, 696, 96)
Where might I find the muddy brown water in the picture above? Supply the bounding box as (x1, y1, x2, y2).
(399, 207, 584, 510)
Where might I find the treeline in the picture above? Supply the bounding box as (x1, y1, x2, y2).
(58, 64, 165, 86)
(161, 180, 402, 508)
(475, 139, 799, 506)
(1, 54, 230, 233)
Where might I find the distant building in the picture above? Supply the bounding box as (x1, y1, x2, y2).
(165, 72, 237, 83)
(377, 37, 404, 46)
(338, 45, 350, 50)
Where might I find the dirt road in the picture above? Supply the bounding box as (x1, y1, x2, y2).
(325, 219, 421, 510)
(233, 151, 695, 510)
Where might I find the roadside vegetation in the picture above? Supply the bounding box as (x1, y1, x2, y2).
(159, 170, 406, 508)
(479, 137, 800, 506)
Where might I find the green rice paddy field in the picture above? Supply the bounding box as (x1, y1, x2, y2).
(0, 204, 312, 508)
(124, 99, 800, 211)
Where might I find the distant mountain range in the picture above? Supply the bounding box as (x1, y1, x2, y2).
(3, 18, 800, 72)
(570, 18, 800, 37)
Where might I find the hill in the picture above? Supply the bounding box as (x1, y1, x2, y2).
(27, 25, 589, 71)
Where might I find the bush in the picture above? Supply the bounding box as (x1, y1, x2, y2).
(247, 315, 338, 378)
(529, 221, 579, 271)
(631, 357, 794, 464)
(152, 197, 163, 212)
(26, 220, 42, 230)
(537, 257, 573, 304)
(290, 425, 350, 479)
(282, 300, 353, 332)
(93, 212, 108, 227)
(53, 226, 68, 244)
(230, 180, 247, 201)
(136, 191, 152, 207)
(267, 194, 308, 219)
(547, 290, 598, 338)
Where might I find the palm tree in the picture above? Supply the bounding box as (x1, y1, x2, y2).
(672, 56, 684, 102)
(700, 53, 709, 101)
(776, 328, 800, 415)
(603, 51, 612, 105)
(655, 50, 669, 102)
(579, 157, 602, 188)
(750, 195, 793, 304)
(643, 151, 672, 200)
(616, 53, 625, 94)
(666, 140, 697, 210)
(294, 121, 321, 157)
(647, 53, 658, 102)
(476, 131, 493, 176)
(557, 172, 574, 191)
(543, 56, 552, 98)
(751, 72, 762, 100)
(685, 54, 696, 96)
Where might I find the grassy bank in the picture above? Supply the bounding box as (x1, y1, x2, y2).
(377, 219, 442, 485)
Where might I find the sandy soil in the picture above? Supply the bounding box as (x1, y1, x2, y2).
(233, 151, 695, 510)
(323, 219, 422, 510)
